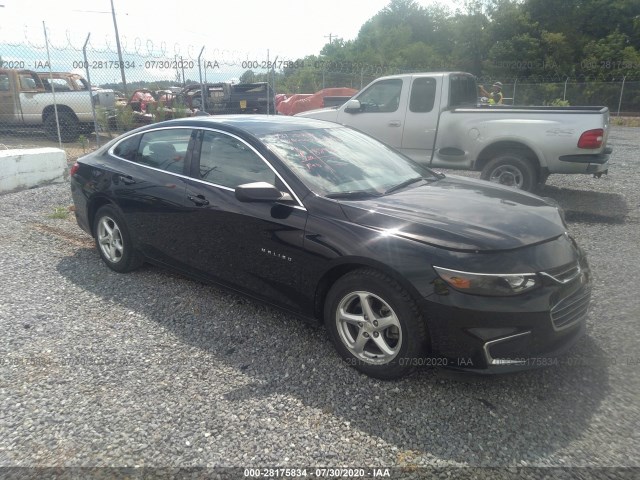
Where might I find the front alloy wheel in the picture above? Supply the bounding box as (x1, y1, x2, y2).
(325, 269, 428, 380)
(336, 291, 402, 365)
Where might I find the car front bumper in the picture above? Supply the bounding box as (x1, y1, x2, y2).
(421, 258, 591, 372)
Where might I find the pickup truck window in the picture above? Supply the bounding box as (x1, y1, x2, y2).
(19, 74, 39, 91)
(357, 79, 402, 113)
(449, 74, 477, 107)
(409, 78, 436, 113)
(41, 78, 72, 92)
(0, 74, 9, 91)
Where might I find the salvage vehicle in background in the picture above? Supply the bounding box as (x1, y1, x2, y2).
(178, 82, 276, 115)
(277, 87, 358, 116)
(297, 72, 612, 192)
(36, 72, 91, 92)
(69, 115, 591, 379)
(0, 69, 115, 142)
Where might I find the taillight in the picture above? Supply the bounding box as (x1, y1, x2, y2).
(69, 162, 80, 176)
(577, 129, 604, 149)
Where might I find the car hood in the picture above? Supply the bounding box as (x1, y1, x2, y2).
(338, 175, 566, 251)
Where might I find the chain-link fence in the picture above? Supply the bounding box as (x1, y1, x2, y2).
(2, 28, 639, 160)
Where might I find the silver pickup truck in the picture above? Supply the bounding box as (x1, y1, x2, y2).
(0, 69, 115, 142)
(296, 72, 612, 191)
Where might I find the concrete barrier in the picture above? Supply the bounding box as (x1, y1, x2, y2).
(0, 148, 67, 194)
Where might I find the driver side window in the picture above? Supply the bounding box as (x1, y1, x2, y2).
(197, 130, 276, 188)
(355, 79, 403, 113)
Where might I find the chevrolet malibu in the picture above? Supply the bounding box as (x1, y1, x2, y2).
(70, 115, 591, 379)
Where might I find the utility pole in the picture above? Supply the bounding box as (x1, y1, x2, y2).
(110, 0, 127, 96)
(324, 33, 336, 45)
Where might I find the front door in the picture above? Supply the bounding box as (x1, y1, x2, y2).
(182, 129, 310, 311)
(337, 77, 406, 148)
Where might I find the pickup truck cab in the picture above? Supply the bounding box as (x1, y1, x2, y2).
(0, 69, 115, 142)
(297, 72, 611, 191)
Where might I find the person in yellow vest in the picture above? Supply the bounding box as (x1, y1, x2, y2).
(489, 82, 504, 105)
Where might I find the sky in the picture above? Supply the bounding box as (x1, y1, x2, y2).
(0, 0, 462, 60)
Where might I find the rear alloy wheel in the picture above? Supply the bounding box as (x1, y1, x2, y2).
(93, 205, 143, 273)
(480, 152, 538, 192)
(325, 269, 428, 379)
(44, 111, 80, 143)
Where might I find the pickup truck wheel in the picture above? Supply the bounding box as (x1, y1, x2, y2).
(325, 269, 428, 380)
(44, 111, 80, 143)
(480, 153, 537, 192)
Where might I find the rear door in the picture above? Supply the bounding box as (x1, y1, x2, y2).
(399, 76, 441, 164)
(107, 127, 195, 267)
(181, 128, 310, 311)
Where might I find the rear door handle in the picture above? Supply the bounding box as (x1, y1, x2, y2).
(188, 194, 210, 206)
(119, 174, 136, 185)
(388, 121, 401, 127)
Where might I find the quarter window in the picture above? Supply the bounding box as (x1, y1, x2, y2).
(198, 131, 276, 188)
(113, 135, 140, 161)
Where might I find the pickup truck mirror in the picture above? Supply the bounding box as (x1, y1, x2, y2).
(344, 99, 362, 113)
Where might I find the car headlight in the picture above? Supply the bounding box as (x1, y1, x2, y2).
(433, 266, 540, 296)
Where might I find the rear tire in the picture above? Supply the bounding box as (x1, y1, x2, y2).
(93, 205, 143, 273)
(480, 152, 538, 192)
(325, 269, 428, 380)
(44, 111, 80, 143)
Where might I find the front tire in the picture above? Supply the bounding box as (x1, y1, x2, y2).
(325, 269, 428, 380)
(480, 152, 538, 192)
(93, 205, 143, 273)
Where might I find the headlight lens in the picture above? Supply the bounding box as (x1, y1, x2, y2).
(433, 266, 540, 296)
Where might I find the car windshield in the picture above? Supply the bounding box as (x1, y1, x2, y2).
(260, 127, 441, 197)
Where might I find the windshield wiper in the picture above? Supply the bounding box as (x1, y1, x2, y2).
(325, 190, 382, 200)
(384, 177, 425, 195)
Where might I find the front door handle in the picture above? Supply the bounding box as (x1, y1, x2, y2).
(388, 121, 401, 127)
(188, 194, 210, 206)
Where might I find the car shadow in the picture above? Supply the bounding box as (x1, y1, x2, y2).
(540, 185, 628, 224)
(57, 249, 610, 466)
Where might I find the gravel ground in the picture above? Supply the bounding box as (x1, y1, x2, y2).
(0, 127, 638, 478)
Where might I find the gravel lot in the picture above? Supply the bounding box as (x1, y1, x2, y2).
(0, 127, 638, 478)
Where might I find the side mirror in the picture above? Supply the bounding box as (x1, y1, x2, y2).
(344, 99, 362, 113)
(235, 182, 291, 203)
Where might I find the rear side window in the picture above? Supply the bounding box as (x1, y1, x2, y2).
(112, 128, 194, 174)
(409, 78, 436, 112)
(449, 75, 477, 107)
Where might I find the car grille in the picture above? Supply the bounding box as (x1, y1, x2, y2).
(550, 286, 591, 330)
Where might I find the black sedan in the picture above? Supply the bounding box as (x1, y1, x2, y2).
(70, 115, 591, 379)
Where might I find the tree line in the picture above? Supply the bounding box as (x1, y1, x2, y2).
(243, 0, 640, 94)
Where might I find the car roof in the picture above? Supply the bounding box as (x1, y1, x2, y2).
(144, 115, 340, 136)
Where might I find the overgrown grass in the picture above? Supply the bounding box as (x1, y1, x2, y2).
(48, 206, 70, 220)
(611, 116, 640, 127)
